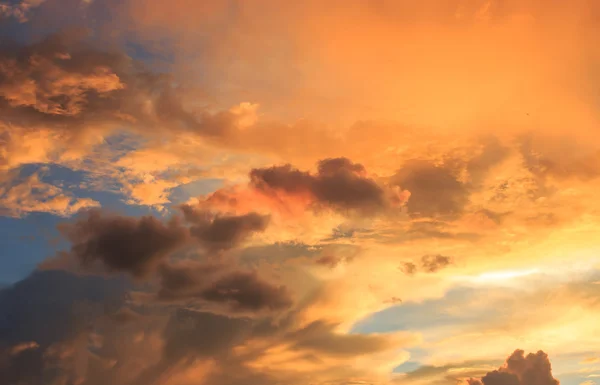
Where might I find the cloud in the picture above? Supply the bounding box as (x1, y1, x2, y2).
(0, 29, 250, 140)
(0, 0, 46, 22)
(399, 350, 560, 385)
(250, 157, 407, 215)
(400, 255, 454, 276)
(201, 271, 292, 312)
(56, 209, 188, 277)
(181, 205, 270, 252)
(391, 160, 469, 218)
(469, 350, 560, 385)
(198, 157, 408, 221)
(315, 255, 351, 269)
(157, 260, 293, 312)
(0, 169, 100, 217)
(0, 269, 128, 380)
(0, 30, 266, 215)
(421, 255, 454, 273)
(0, 267, 417, 385)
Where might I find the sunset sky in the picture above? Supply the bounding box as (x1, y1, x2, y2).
(1, 1, 600, 384)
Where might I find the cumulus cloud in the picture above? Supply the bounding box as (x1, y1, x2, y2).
(196, 157, 409, 221)
(250, 157, 407, 214)
(180, 205, 270, 252)
(469, 350, 560, 385)
(56, 209, 188, 277)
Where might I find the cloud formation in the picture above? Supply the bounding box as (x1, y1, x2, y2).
(470, 350, 560, 385)
(181, 205, 270, 252)
(57, 209, 188, 277)
(400, 254, 454, 276)
(391, 160, 469, 218)
(250, 157, 407, 214)
(158, 260, 293, 312)
(195, 157, 409, 224)
(2, 1, 600, 385)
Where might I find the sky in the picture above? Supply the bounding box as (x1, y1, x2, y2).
(0, 0, 600, 384)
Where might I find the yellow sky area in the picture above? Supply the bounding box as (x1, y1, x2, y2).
(125, 0, 600, 139)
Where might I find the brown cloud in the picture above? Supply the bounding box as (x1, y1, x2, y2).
(469, 350, 560, 385)
(421, 254, 453, 273)
(58, 209, 188, 277)
(181, 205, 270, 252)
(392, 160, 469, 218)
(400, 255, 454, 276)
(400, 262, 418, 276)
(158, 261, 293, 312)
(315, 255, 347, 269)
(241, 157, 408, 216)
(202, 271, 292, 312)
(0, 29, 247, 139)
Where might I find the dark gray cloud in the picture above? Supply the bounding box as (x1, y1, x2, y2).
(58, 209, 188, 277)
(162, 309, 253, 360)
(0, 270, 128, 347)
(158, 261, 293, 312)
(250, 157, 402, 215)
(0, 270, 129, 384)
(181, 205, 270, 252)
(202, 271, 292, 312)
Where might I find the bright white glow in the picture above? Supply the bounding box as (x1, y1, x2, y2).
(476, 269, 540, 282)
(452, 268, 542, 286)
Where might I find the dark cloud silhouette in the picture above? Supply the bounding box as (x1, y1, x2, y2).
(158, 261, 293, 312)
(470, 350, 560, 385)
(250, 157, 404, 215)
(162, 309, 252, 360)
(181, 205, 270, 252)
(58, 209, 188, 277)
(157, 260, 225, 301)
(392, 160, 469, 218)
(202, 271, 292, 312)
(0, 270, 128, 347)
(0, 270, 129, 384)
